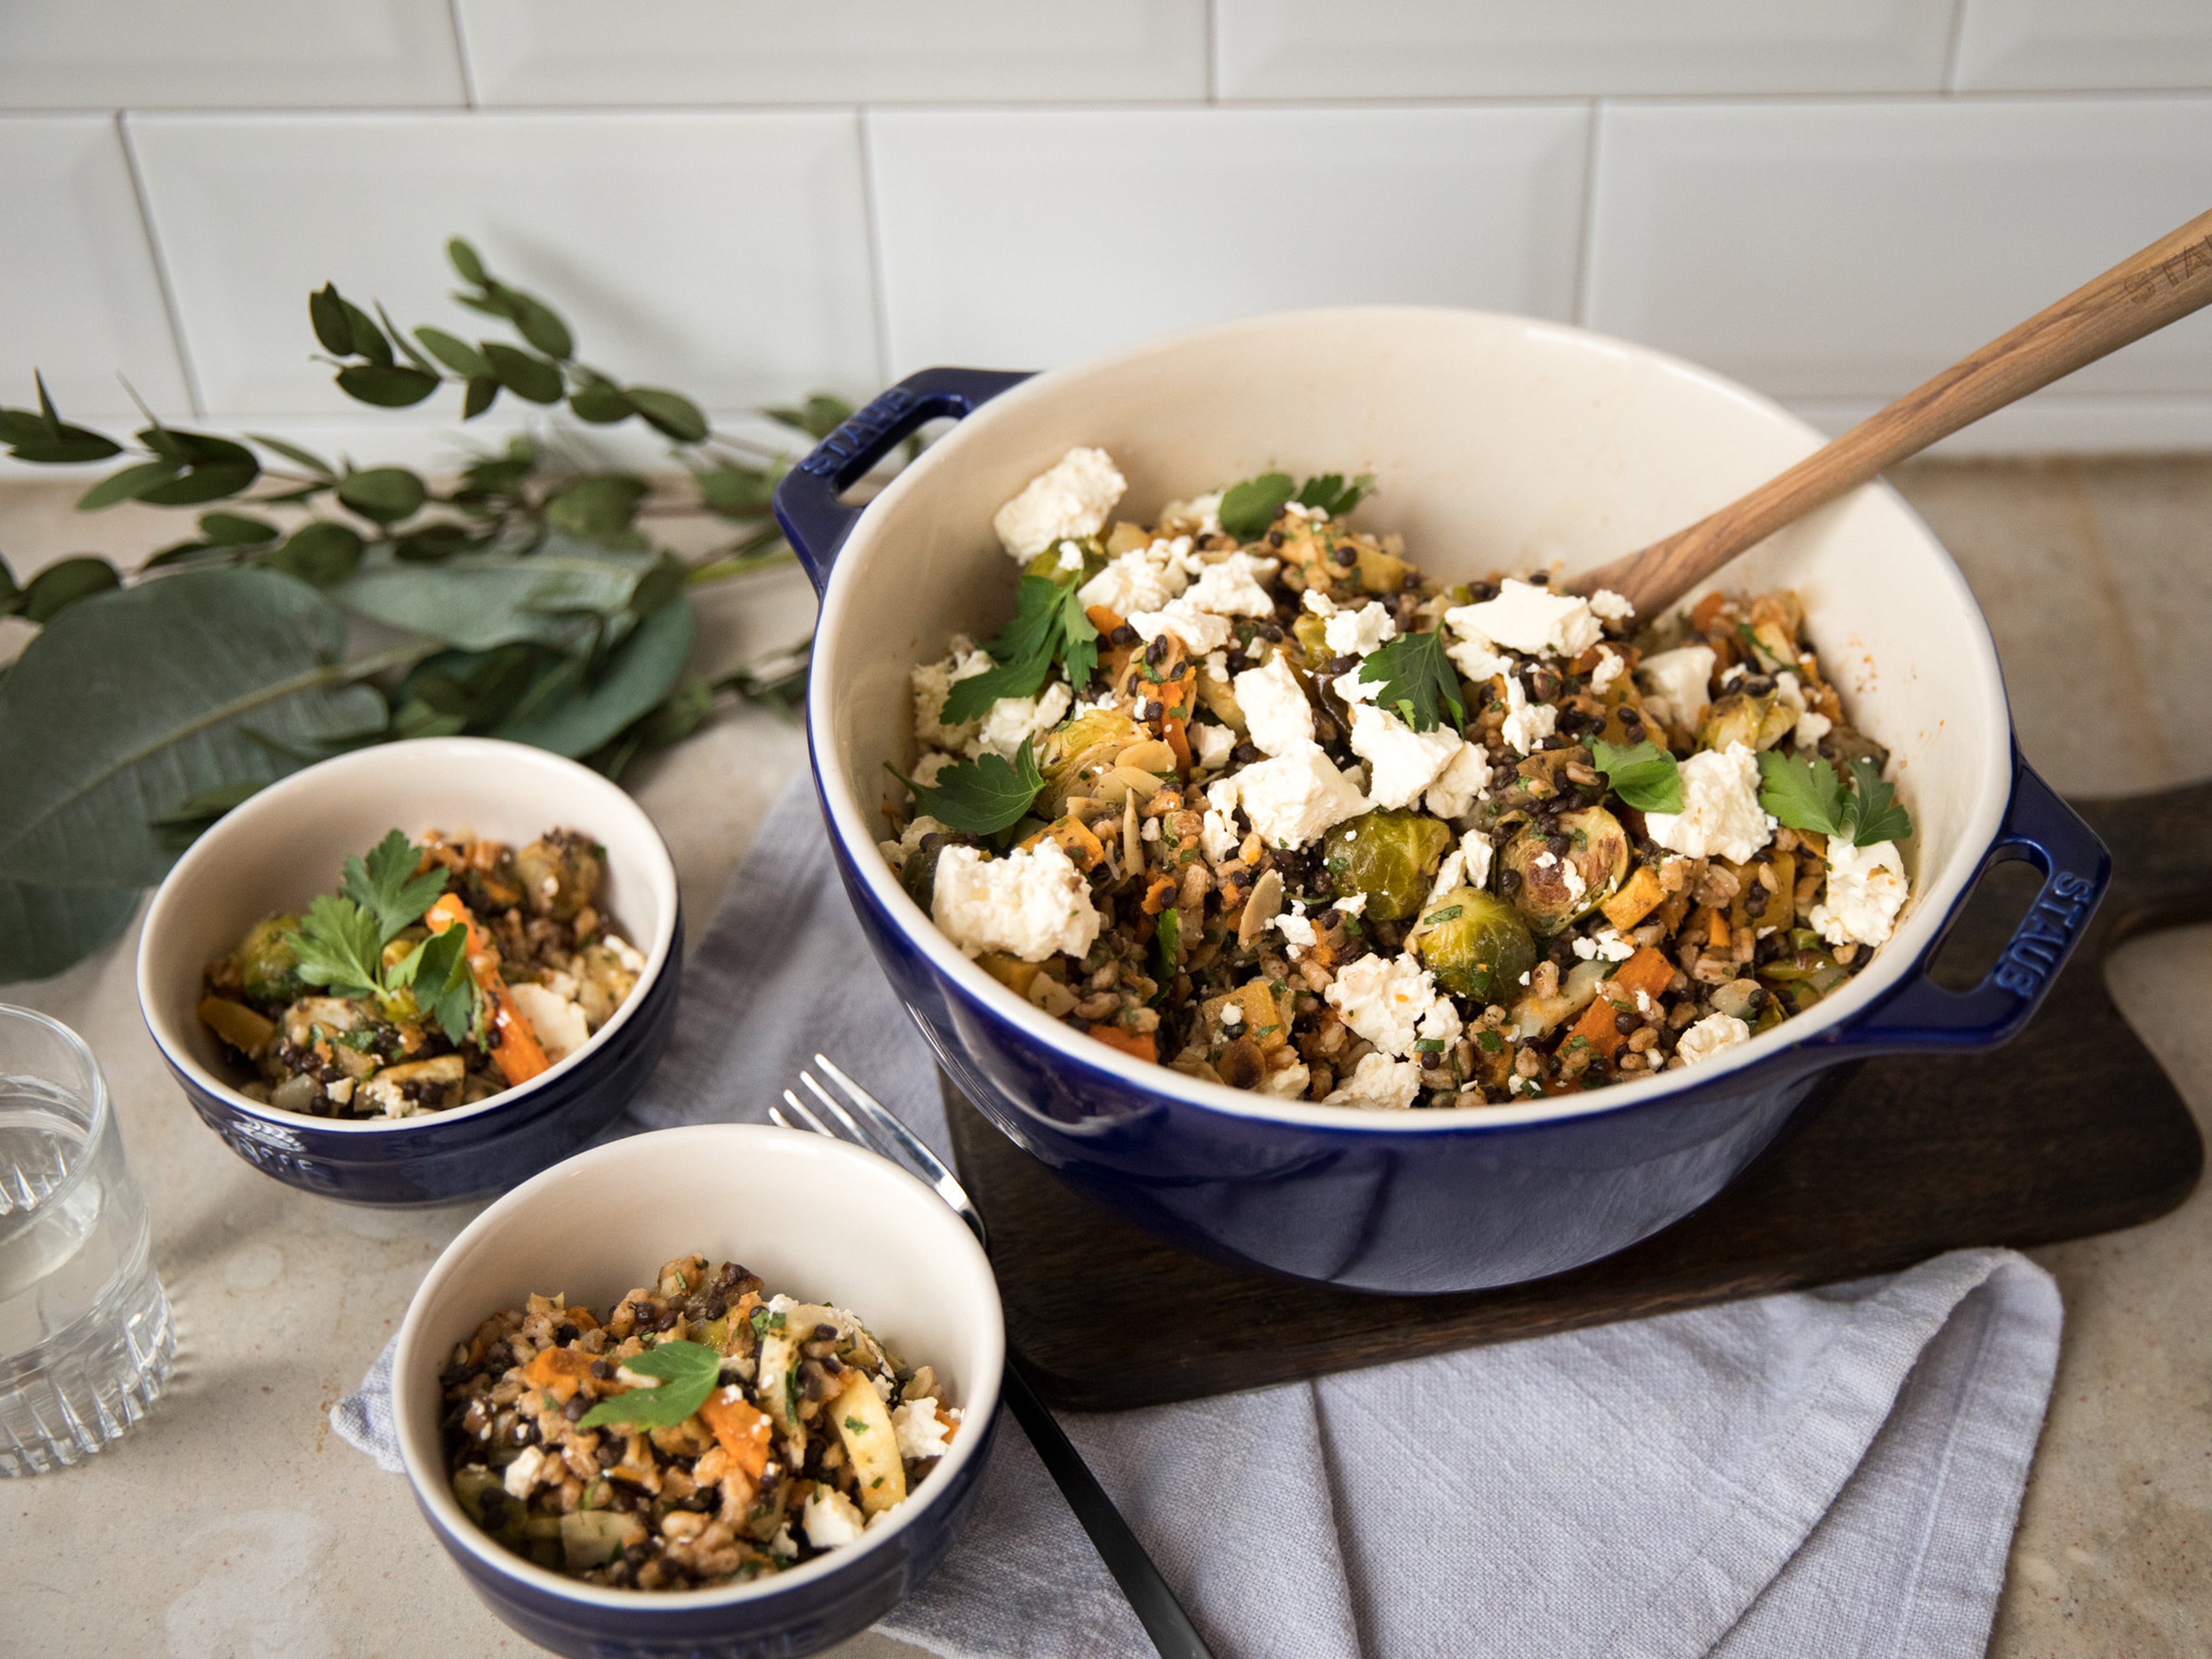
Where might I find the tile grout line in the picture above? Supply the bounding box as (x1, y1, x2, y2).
(445, 0, 482, 109)
(854, 109, 896, 389)
(113, 112, 208, 421)
(1572, 100, 1605, 327)
(2057, 457, 2180, 785)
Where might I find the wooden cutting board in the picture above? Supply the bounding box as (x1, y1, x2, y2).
(944, 781, 2211, 1411)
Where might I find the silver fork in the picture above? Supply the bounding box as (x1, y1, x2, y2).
(775, 1055, 1215, 1659)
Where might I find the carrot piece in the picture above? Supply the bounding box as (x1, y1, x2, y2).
(1691, 592, 1729, 635)
(426, 891, 552, 1086)
(1565, 945, 1676, 1062)
(522, 1345, 599, 1403)
(1085, 604, 1123, 635)
(1140, 875, 1177, 915)
(1087, 1023, 1157, 1064)
(1600, 866, 1665, 933)
(698, 1387, 775, 1481)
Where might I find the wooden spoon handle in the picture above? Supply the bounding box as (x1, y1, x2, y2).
(1573, 206, 2212, 618)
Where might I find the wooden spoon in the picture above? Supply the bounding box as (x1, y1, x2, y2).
(1571, 207, 2212, 618)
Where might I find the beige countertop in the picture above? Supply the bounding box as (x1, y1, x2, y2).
(6, 459, 2209, 1658)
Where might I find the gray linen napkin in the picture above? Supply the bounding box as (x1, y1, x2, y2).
(338, 777, 2062, 1659)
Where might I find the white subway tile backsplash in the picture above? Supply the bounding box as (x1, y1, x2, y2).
(1582, 97, 2212, 406)
(0, 118, 190, 422)
(1952, 1, 2212, 92)
(869, 106, 1589, 376)
(0, 0, 464, 110)
(458, 0, 1207, 106)
(1215, 1, 1959, 100)
(127, 112, 880, 419)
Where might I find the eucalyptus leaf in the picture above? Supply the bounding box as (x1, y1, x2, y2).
(247, 433, 339, 479)
(462, 376, 499, 419)
(545, 474, 646, 542)
(269, 521, 365, 586)
(393, 522, 472, 563)
(402, 642, 554, 729)
(447, 237, 488, 287)
(148, 779, 265, 851)
(695, 464, 775, 518)
(766, 395, 854, 441)
(77, 460, 181, 512)
(0, 554, 18, 611)
(309, 284, 354, 355)
(341, 297, 392, 367)
(332, 544, 649, 650)
(335, 365, 440, 408)
(9, 431, 123, 465)
(483, 344, 562, 405)
(135, 461, 259, 506)
(415, 327, 491, 380)
(337, 467, 428, 524)
(20, 557, 121, 624)
(0, 880, 140, 985)
(497, 597, 695, 758)
(0, 568, 387, 888)
(380, 303, 438, 375)
(567, 382, 632, 424)
(628, 387, 708, 443)
(199, 512, 280, 546)
(507, 293, 574, 361)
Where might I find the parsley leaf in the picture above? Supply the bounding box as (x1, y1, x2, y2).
(940, 574, 1096, 726)
(1152, 904, 1180, 986)
(1756, 749, 1848, 837)
(342, 828, 448, 944)
(1356, 627, 1464, 732)
(1845, 757, 1913, 846)
(890, 737, 1046, 836)
(1590, 738, 1684, 814)
(575, 1340, 721, 1430)
(286, 892, 385, 998)
(1295, 472, 1374, 518)
(389, 923, 475, 1045)
(1219, 472, 1296, 540)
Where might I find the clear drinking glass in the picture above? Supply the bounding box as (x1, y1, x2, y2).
(0, 1005, 173, 1474)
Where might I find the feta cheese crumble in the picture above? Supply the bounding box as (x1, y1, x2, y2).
(802, 1486, 868, 1550)
(1677, 1012, 1752, 1067)
(1325, 952, 1461, 1059)
(1499, 674, 1558, 756)
(1220, 744, 1366, 850)
(1324, 601, 1397, 658)
(1422, 742, 1491, 819)
(1078, 536, 1196, 616)
(911, 636, 991, 749)
(1444, 578, 1601, 658)
(1810, 836, 1909, 949)
(1637, 645, 1717, 734)
(1323, 1052, 1423, 1110)
(1349, 703, 1464, 809)
(991, 446, 1126, 559)
(1233, 656, 1316, 757)
(1183, 552, 1277, 618)
(891, 1397, 953, 1462)
(966, 682, 1071, 760)
(1644, 742, 1775, 864)
(931, 839, 1103, 963)
(1192, 719, 1236, 772)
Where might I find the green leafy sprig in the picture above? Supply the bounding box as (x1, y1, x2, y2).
(940, 573, 1097, 727)
(1355, 627, 1464, 733)
(575, 1339, 722, 1430)
(1590, 738, 1684, 815)
(1755, 751, 1913, 846)
(281, 830, 478, 1043)
(1218, 471, 1374, 540)
(891, 738, 1046, 837)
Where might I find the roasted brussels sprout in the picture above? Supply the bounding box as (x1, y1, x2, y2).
(1037, 707, 1145, 813)
(239, 914, 303, 1005)
(1698, 692, 1795, 753)
(1498, 806, 1630, 935)
(514, 830, 604, 921)
(1408, 887, 1537, 1002)
(1321, 810, 1453, 922)
(1022, 534, 1105, 582)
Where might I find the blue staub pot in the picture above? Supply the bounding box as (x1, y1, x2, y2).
(777, 310, 2112, 1295)
(137, 737, 685, 1206)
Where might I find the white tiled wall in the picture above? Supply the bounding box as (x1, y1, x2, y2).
(5, 0, 2212, 461)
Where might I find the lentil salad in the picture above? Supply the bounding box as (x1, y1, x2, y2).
(882, 448, 1916, 1111)
(443, 1255, 958, 1589)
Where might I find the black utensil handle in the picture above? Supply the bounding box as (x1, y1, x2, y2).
(1002, 1355, 1217, 1659)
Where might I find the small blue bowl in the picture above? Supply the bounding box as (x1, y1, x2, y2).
(393, 1123, 1006, 1659)
(136, 737, 684, 1206)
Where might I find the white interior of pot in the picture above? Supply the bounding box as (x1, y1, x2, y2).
(812, 307, 2012, 1128)
(136, 736, 679, 1131)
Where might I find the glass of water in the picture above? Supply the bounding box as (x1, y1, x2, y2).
(0, 1005, 173, 1475)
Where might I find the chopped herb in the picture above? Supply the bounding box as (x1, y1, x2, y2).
(1421, 904, 1464, 927)
(575, 1340, 719, 1430)
(843, 1415, 870, 1435)
(1476, 1029, 1503, 1054)
(1219, 472, 1296, 539)
(1414, 1038, 1446, 1054)
(1756, 750, 1912, 846)
(283, 829, 478, 1042)
(1152, 905, 1181, 985)
(1357, 627, 1464, 732)
(1844, 757, 1913, 846)
(889, 737, 1044, 836)
(1590, 738, 1684, 815)
(1295, 471, 1374, 518)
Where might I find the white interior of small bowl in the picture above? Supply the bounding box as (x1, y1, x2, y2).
(811, 307, 2013, 1130)
(391, 1123, 1005, 1607)
(135, 736, 679, 1131)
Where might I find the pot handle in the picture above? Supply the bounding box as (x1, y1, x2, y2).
(772, 366, 1033, 592)
(1820, 751, 2109, 1054)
